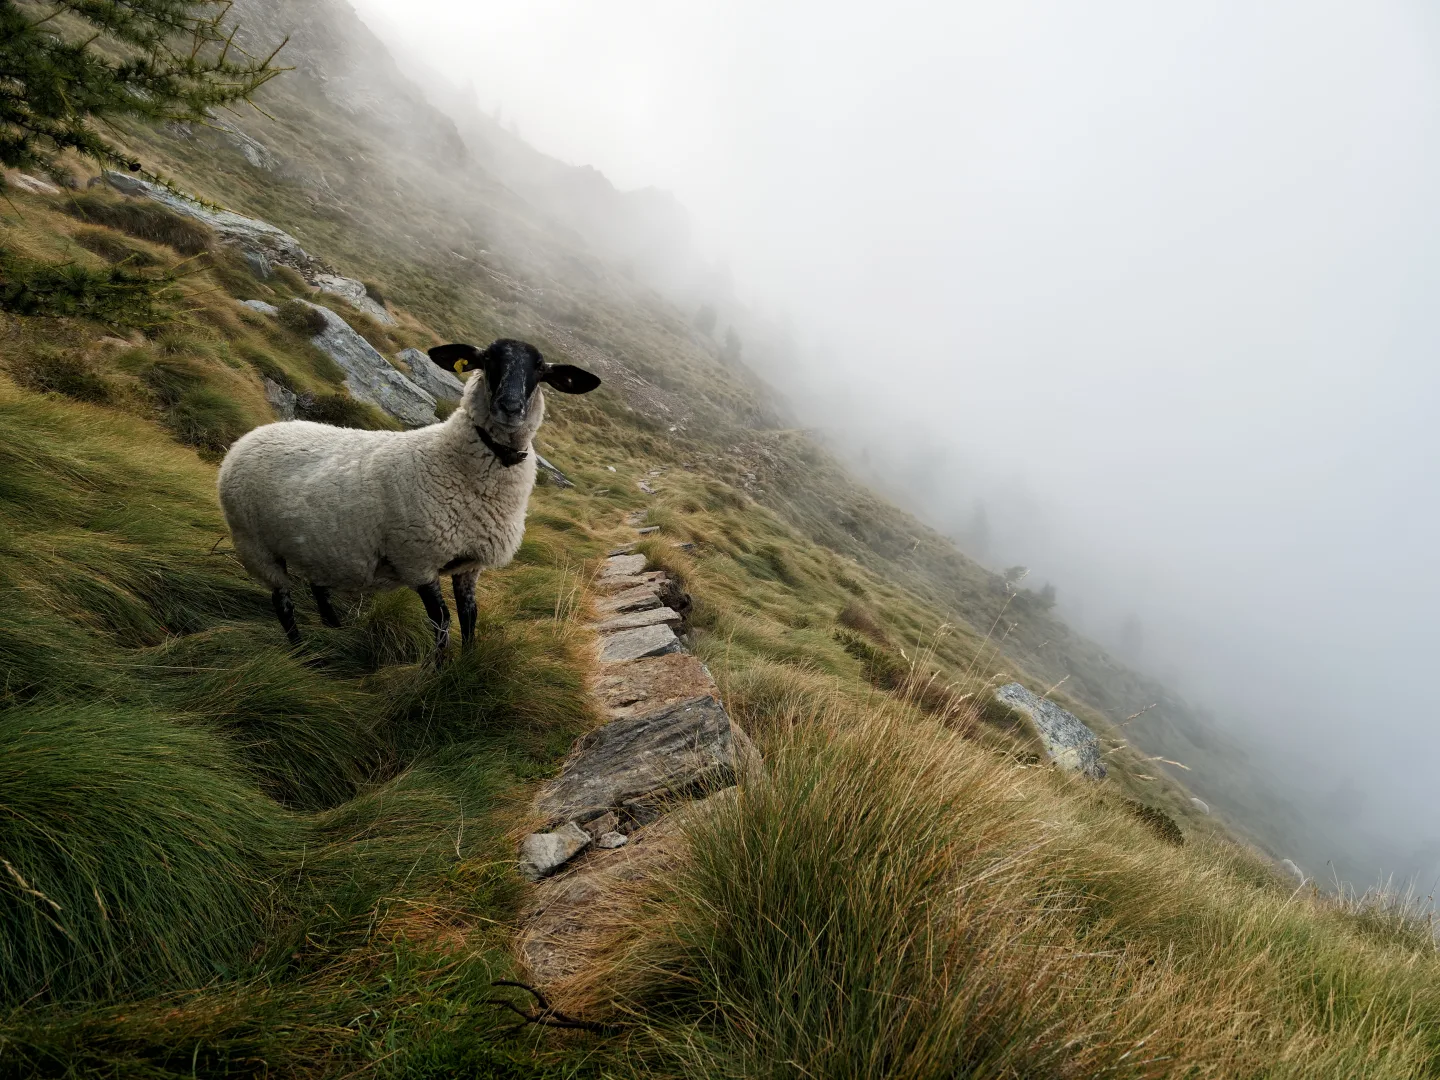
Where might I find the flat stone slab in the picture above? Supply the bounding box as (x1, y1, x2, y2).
(600, 554, 648, 578)
(592, 652, 718, 718)
(536, 696, 740, 825)
(595, 583, 662, 615)
(597, 623, 681, 665)
(595, 606, 683, 633)
(994, 683, 1107, 780)
(519, 822, 591, 881)
(593, 570, 667, 594)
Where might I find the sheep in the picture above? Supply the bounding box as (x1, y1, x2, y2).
(218, 339, 601, 655)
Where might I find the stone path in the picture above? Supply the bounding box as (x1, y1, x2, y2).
(517, 519, 758, 984)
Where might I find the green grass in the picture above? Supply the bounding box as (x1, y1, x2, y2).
(0, 370, 602, 1074)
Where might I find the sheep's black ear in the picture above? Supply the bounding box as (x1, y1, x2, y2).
(540, 364, 601, 394)
(428, 343, 484, 374)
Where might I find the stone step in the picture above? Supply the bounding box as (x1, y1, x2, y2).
(599, 553, 648, 579)
(597, 623, 681, 665)
(535, 695, 740, 827)
(595, 606, 683, 633)
(594, 583, 662, 614)
(593, 652, 719, 718)
(593, 570, 668, 594)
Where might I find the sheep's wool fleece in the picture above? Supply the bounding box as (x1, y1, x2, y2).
(218, 379, 541, 591)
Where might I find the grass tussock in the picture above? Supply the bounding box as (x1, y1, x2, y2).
(0, 703, 289, 1003)
(567, 696, 1440, 1078)
(61, 193, 214, 256)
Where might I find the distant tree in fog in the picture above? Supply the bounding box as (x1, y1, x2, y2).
(694, 303, 717, 336)
(965, 501, 992, 559)
(721, 326, 743, 365)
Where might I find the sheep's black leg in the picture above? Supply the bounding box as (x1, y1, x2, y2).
(271, 586, 300, 646)
(415, 579, 451, 661)
(311, 584, 342, 628)
(452, 571, 478, 646)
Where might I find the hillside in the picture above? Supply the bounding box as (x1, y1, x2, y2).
(3, 2, 1439, 1076)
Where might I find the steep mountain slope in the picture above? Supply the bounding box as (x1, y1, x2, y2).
(208, 0, 1306, 864)
(4, 2, 1439, 1076)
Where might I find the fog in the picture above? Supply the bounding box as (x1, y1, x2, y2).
(349, 0, 1440, 884)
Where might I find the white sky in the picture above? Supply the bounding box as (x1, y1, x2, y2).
(349, 0, 1440, 882)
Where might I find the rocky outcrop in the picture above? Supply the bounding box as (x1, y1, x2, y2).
(262, 377, 297, 420)
(994, 682, 1107, 780)
(7, 172, 61, 195)
(104, 171, 322, 275)
(103, 173, 397, 330)
(313, 273, 394, 325)
(301, 302, 437, 428)
(518, 526, 758, 983)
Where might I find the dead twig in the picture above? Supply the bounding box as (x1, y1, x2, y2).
(484, 980, 618, 1035)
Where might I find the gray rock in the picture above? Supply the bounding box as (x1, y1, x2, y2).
(262, 377, 297, 421)
(302, 302, 438, 428)
(103, 171, 319, 274)
(595, 584, 663, 614)
(534, 452, 574, 489)
(638, 479, 657, 494)
(1190, 798, 1210, 814)
(536, 695, 741, 825)
(593, 571, 668, 594)
(226, 128, 276, 170)
(581, 811, 620, 839)
(601, 554, 648, 578)
(519, 822, 592, 881)
(9, 173, 60, 195)
(313, 273, 395, 325)
(596, 832, 628, 849)
(994, 682, 1107, 780)
(607, 542, 639, 557)
(597, 623, 681, 665)
(399, 347, 464, 402)
(595, 606, 683, 633)
(636, 525, 660, 535)
(240, 299, 279, 316)
(243, 251, 272, 279)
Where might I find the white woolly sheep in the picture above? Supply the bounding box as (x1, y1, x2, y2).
(218, 339, 600, 654)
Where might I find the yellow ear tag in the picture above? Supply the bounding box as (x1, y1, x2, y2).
(453, 359, 466, 374)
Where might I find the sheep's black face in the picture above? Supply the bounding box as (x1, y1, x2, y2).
(428, 339, 601, 442)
